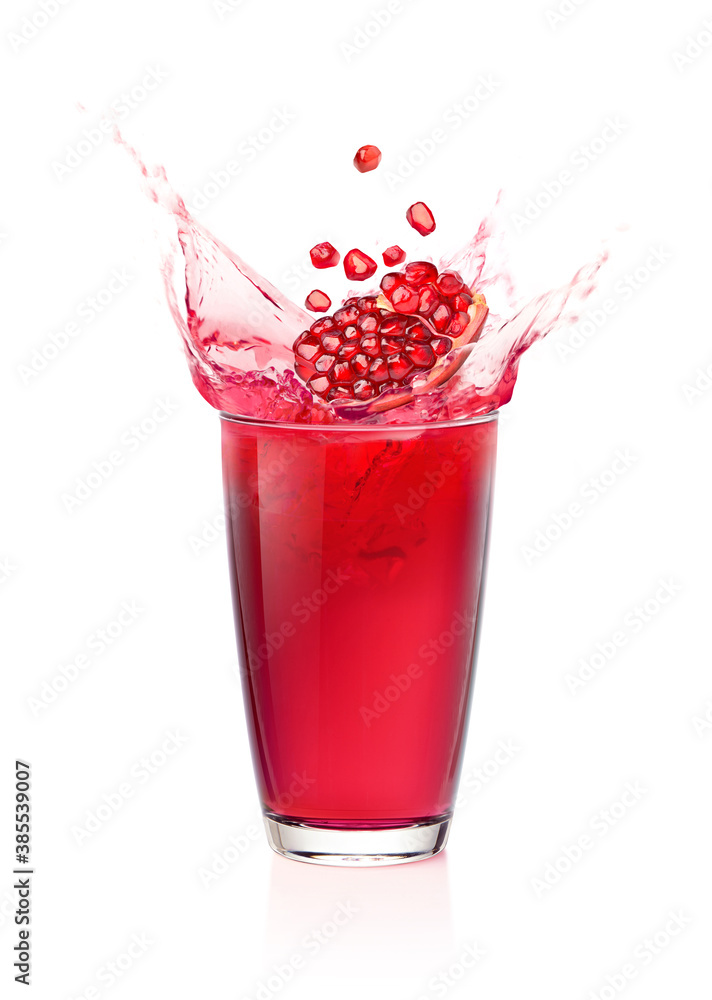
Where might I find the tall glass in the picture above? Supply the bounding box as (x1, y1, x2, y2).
(221, 411, 498, 865)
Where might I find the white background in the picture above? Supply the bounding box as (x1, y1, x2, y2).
(2, 0, 711, 997)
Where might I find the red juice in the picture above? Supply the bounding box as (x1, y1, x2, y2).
(222, 412, 497, 859)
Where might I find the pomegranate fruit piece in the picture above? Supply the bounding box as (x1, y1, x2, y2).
(343, 249, 378, 281)
(305, 289, 331, 312)
(406, 202, 436, 236)
(310, 242, 340, 269)
(292, 265, 488, 410)
(382, 245, 406, 266)
(353, 145, 382, 173)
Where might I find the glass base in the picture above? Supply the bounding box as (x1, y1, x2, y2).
(263, 813, 451, 867)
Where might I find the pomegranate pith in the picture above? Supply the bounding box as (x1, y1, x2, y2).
(292, 262, 488, 407)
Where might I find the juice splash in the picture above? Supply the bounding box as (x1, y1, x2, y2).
(124, 137, 605, 424)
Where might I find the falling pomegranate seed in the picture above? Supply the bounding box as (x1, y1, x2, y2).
(382, 245, 406, 266)
(353, 145, 382, 173)
(310, 242, 340, 269)
(406, 202, 436, 236)
(343, 249, 378, 281)
(305, 289, 331, 312)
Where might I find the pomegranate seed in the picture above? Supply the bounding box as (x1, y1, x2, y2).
(333, 304, 360, 328)
(358, 296, 380, 312)
(342, 325, 358, 341)
(357, 313, 379, 335)
(405, 342, 436, 368)
(314, 354, 335, 373)
(305, 289, 331, 312)
(353, 145, 382, 173)
(449, 311, 470, 336)
(310, 317, 336, 336)
(452, 292, 473, 311)
(310, 242, 340, 269)
(353, 379, 376, 400)
(431, 303, 452, 332)
(382, 245, 406, 266)
(330, 361, 355, 384)
(308, 374, 331, 396)
(293, 333, 322, 362)
(406, 202, 436, 236)
(387, 353, 414, 381)
(390, 283, 419, 314)
(369, 358, 389, 383)
(380, 315, 408, 337)
(338, 341, 360, 360)
(360, 333, 380, 357)
(380, 272, 405, 295)
(431, 336, 452, 356)
(436, 271, 465, 295)
(406, 321, 431, 342)
(352, 354, 371, 376)
(327, 386, 354, 401)
(417, 285, 440, 317)
(404, 261, 438, 286)
(320, 333, 342, 353)
(381, 336, 404, 357)
(344, 249, 378, 281)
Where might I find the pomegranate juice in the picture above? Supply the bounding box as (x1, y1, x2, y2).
(222, 413, 497, 832)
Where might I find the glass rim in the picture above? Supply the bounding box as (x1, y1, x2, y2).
(218, 409, 499, 432)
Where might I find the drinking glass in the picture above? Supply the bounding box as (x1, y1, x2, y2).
(221, 410, 498, 865)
